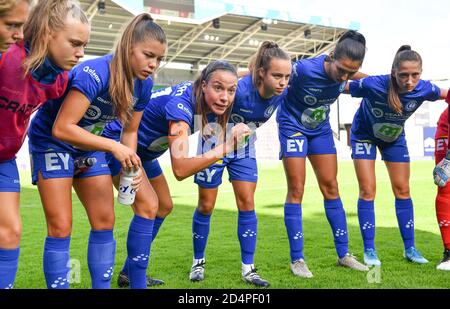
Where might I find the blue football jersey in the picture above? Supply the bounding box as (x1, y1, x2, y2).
(277, 55, 346, 136)
(29, 54, 153, 152)
(230, 75, 286, 128)
(349, 75, 441, 143)
(103, 82, 195, 161)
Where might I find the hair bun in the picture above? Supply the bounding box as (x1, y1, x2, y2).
(397, 45, 411, 53)
(339, 30, 366, 47)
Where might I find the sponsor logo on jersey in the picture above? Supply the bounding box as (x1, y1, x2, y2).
(374, 101, 387, 106)
(300, 106, 328, 129)
(289, 132, 303, 138)
(97, 97, 111, 105)
(303, 95, 317, 105)
(230, 113, 245, 124)
(373, 122, 403, 143)
(371, 108, 384, 118)
(436, 138, 448, 152)
(82, 66, 101, 83)
(308, 88, 322, 93)
(151, 87, 172, 99)
(0, 96, 38, 114)
(177, 103, 193, 118)
(82, 122, 106, 136)
(148, 136, 169, 152)
(83, 105, 102, 120)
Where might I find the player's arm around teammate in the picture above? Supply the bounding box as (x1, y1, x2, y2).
(172, 63, 252, 283)
(277, 30, 369, 277)
(107, 61, 250, 287)
(128, 62, 248, 226)
(348, 45, 448, 267)
(167, 63, 250, 180)
(189, 42, 291, 287)
(0, 0, 89, 289)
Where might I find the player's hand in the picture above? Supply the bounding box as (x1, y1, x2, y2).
(434, 157, 450, 187)
(129, 166, 143, 191)
(112, 142, 141, 170)
(226, 123, 252, 152)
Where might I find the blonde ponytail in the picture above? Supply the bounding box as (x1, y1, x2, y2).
(23, 0, 88, 74)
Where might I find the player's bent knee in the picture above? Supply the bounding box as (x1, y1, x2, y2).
(158, 200, 173, 217)
(134, 196, 159, 219)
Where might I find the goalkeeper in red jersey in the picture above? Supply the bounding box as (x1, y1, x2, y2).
(432, 91, 450, 270)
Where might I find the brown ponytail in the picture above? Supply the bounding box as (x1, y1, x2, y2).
(388, 45, 422, 114)
(252, 41, 289, 87)
(109, 13, 166, 124)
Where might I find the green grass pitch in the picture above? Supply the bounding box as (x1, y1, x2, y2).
(15, 160, 450, 288)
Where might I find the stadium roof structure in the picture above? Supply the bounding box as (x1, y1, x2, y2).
(80, 0, 359, 71)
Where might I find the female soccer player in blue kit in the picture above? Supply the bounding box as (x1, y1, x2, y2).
(27, 13, 166, 289)
(0, 0, 89, 289)
(103, 60, 250, 288)
(277, 30, 369, 278)
(189, 41, 292, 287)
(348, 45, 448, 266)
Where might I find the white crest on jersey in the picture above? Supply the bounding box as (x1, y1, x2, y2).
(404, 100, 418, 112)
(264, 105, 275, 118)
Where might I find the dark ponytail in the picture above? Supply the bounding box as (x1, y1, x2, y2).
(330, 30, 366, 63)
(388, 45, 422, 114)
(252, 41, 290, 87)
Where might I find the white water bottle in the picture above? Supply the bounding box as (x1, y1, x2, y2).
(118, 168, 139, 205)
